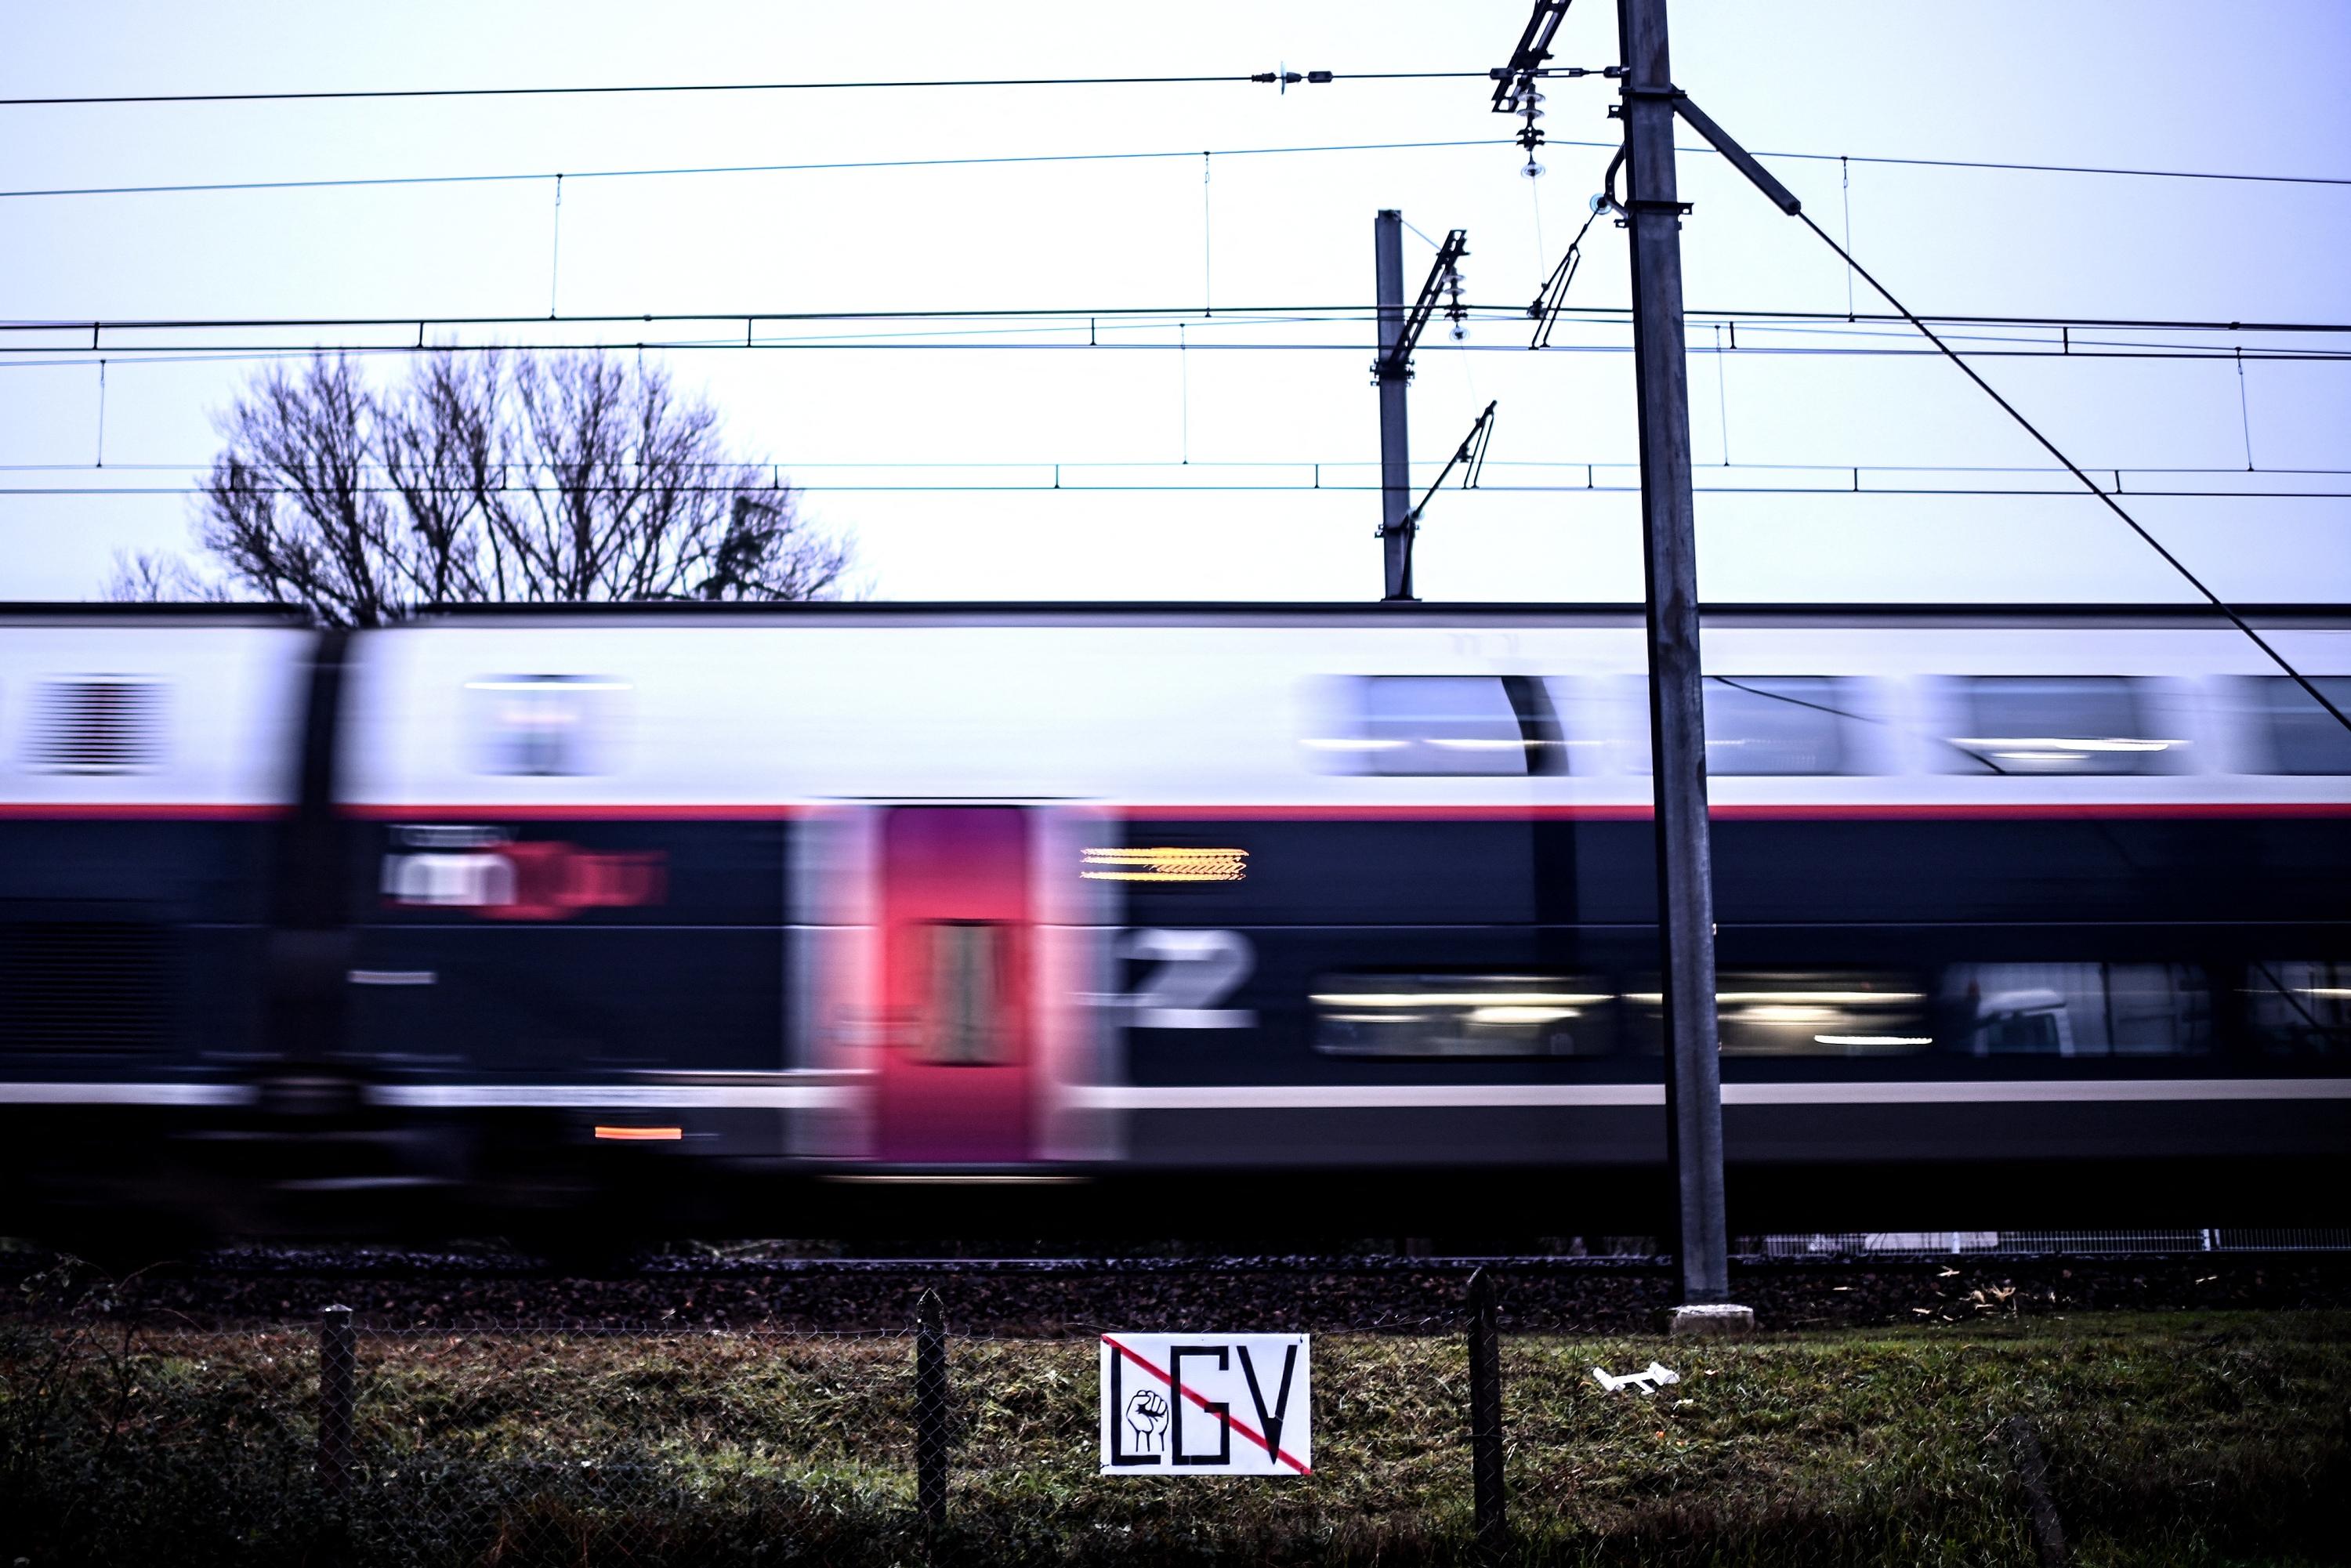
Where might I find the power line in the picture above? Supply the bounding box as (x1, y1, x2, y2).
(10, 479, 2349, 499)
(7, 137, 2342, 208)
(13, 456, 2351, 494)
(1535, 133, 2351, 189)
(1635, 86, 2351, 731)
(0, 138, 1518, 202)
(2, 339, 2342, 364)
(11, 304, 2340, 338)
(20, 458, 2351, 477)
(11, 458, 2351, 483)
(0, 69, 1483, 110)
(1790, 212, 2351, 733)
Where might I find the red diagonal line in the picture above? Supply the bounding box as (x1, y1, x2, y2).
(1102, 1334, 1310, 1475)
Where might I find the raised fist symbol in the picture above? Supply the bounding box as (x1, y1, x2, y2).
(1125, 1389, 1170, 1453)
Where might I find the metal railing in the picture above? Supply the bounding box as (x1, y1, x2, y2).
(1745, 1229, 2351, 1258)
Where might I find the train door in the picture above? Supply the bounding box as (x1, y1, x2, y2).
(872, 806, 1035, 1164)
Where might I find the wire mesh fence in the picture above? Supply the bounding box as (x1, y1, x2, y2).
(4, 1262, 2347, 1566)
(1, 1309, 1500, 1566)
(1744, 1228, 2351, 1258)
(2, 1313, 938, 1566)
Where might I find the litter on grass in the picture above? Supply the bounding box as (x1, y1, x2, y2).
(1592, 1361, 1682, 1395)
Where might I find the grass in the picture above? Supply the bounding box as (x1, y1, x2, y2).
(2, 1311, 2346, 1565)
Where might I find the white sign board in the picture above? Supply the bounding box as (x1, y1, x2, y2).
(1099, 1333, 1311, 1476)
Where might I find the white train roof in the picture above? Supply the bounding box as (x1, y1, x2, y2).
(337, 606, 2351, 812)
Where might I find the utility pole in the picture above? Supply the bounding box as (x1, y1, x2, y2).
(1616, 0, 1741, 1320)
(1374, 210, 1413, 600)
(1373, 217, 1473, 601)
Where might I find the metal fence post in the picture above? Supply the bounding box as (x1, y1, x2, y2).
(317, 1303, 356, 1498)
(915, 1289, 948, 1532)
(1466, 1269, 1508, 1557)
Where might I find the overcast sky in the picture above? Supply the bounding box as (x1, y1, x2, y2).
(2, 0, 2346, 604)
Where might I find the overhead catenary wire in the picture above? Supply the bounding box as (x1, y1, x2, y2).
(1, 338, 2341, 364)
(1534, 134, 2351, 189)
(9, 458, 2350, 479)
(10, 476, 2351, 499)
(0, 138, 1520, 202)
(2236, 349, 2256, 471)
(2, 309, 2335, 372)
(4, 303, 2343, 373)
(3, 140, 2346, 207)
(1788, 208, 2351, 733)
(0, 68, 1488, 109)
(13, 302, 2342, 338)
(3, 71, 2345, 185)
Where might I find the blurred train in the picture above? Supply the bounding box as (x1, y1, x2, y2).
(1, 600, 2346, 1245)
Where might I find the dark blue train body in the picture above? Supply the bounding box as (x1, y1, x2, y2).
(2, 603, 2346, 1243)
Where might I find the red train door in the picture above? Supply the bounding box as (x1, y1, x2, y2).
(873, 806, 1034, 1164)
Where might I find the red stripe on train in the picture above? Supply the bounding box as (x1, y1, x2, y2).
(338, 802, 802, 820)
(1115, 802, 2351, 821)
(0, 803, 286, 820)
(311, 801, 2351, 822)
(9, 804, 2342, 827)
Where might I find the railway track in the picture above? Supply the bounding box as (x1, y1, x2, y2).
(7, 1244, 2348, 1334)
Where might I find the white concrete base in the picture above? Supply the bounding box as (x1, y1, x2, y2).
(1666, 1303, 1757, 1338)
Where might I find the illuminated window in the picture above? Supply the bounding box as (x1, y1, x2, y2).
(1628, 970, 1934, 1056)
(2241, 676, 2351, 775)
(1303, 676, 1561, 777)
(1313, 974, 1613, 1057)
(1947, 676, 2176, 776)
(465, 675, 628, 777)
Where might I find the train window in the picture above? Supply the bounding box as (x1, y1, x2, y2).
(2241, 676, 2351, 774)
(1618, 677, 1858, 776)
(1306, 676, 1558, 777)
(1312, 975, 1613, 1058)
(1946, 676, 2177, 775)
(1628, 971, 1933, 1056)
(24, 678, 166, 773)
(2244, 961, 2350, 1056)
(1707, 677, 1855, 775)
(465, 675, 629, 777)
(924, 922, 1007, 1065)
(1945, 963, 2212, 1056)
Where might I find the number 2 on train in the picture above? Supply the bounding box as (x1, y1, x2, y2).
(1115, 929, 1256, 1029)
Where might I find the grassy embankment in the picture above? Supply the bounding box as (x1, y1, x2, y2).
(2, 1311, 2346, 1565)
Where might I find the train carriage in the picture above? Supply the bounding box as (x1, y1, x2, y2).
(3, 602, 2347, 1239)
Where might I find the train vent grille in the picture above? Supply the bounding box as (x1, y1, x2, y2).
(0, 923, 168, 1056)
(26, 679, 166, 773)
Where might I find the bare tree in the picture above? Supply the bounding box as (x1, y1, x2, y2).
(103, 549, 232, 604)
(120, 349, 846, 624)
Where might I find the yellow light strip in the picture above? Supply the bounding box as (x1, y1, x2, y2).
(1081, 846, 1248, 882)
